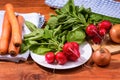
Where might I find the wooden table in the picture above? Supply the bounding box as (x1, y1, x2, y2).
(0, 0, 120, 80)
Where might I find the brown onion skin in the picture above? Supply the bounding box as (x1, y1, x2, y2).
(109, 24, 120, 43)
(92, 48, 111, 67)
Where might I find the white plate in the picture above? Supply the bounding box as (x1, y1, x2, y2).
(30, 41, 92, 69)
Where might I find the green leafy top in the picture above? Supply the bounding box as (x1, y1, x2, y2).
(21, 0, 120, 55)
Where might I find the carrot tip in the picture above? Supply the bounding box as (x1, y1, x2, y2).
(10, 51, 17, 57)
(14, 43, 21, 47)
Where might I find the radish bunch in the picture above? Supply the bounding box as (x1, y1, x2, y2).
(86, 20, 112, 44)
(45, 51, 67, 65)
(45, 42, 80, 65)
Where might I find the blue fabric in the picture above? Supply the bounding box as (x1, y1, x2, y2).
(45, 0, 120, 18)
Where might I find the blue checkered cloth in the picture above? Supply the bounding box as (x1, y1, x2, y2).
(45, 0, 120, 18)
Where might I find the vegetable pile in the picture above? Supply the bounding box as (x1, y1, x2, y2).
(22, 0, 120, 53)
(0, 3, 24, 56)
(22, 0, 120, 65)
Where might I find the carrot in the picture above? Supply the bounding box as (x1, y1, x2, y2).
(0, 12, 11, 55)
(8, 41, 20, 56)
(9, 15, 24, 56)
(17, 15, 24, 36)
(5, 3, 22, 47)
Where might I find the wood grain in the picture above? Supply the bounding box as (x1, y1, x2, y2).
(0, 0, 120, 80)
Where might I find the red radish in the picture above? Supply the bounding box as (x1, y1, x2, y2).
(86, 24, 98, 37)
(45, 52, 55, 64)
(63, 42, 80, 61)
(98, 20, 112, 30)
(92, 36, 102, 44)
(71, 42, 79, 50)
(55, 52, 67, 65)
(66, 53, 79, 61)
(99, 28, 106, 36)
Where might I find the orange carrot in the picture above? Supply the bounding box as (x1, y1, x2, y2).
(9, 15, 24, 56)
(0, 12, 11, 55)
(5, 3, 22, 47)
(8, 41, 20, 56)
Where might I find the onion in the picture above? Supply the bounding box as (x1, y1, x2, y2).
(92, 48, 111, 67)
(109, 24, 120, 43)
